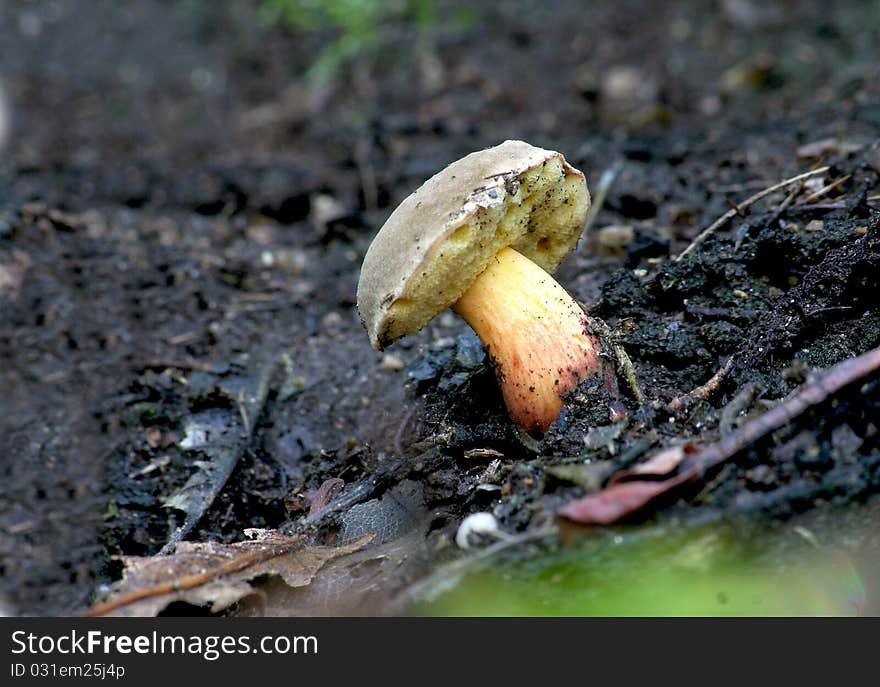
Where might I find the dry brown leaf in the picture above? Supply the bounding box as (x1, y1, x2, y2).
(87, 529, 374, 617)
(305, 478, 346, 515)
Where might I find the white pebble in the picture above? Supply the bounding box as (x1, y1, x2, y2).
(380, 353, 405, 372)
(455, 512, 505, 549)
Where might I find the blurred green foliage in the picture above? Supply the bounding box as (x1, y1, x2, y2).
(260, 0, 443, 84)
(419, 521, 869, 616)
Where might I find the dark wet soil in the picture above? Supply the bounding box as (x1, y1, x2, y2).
(1, 0, 879, 615)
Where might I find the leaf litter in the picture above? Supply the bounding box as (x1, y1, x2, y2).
(559, 344, 880, 526)
(86, 530, 374, 617)
(161, 354, 280, 551)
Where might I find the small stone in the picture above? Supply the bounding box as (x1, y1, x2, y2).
(602, 66, 643, 102)
(380, 353, 405, 372)
(719, 54, 777, 94)
(429, 336, 455, 351)
(745, 464, 776, 489)
(455, 512, 506, 549)
(310, 193, 346, 229)
(699, 94, 722, 116)
(805, 220, 824, 232)
(274, 248, 308, 275)
(437, 312, 457, 328)
(803, 178, 825, 194)
(596, 224, 635, 252)
(797, 138, 841, 159)
(321, 311, 344, 332)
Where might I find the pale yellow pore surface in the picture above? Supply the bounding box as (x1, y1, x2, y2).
(385, 158, 585, 344)
(359, 142, 589, 349)
(452, 247, 603, 433)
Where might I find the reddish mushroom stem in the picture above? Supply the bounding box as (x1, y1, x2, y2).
(452, 246, 606, 433)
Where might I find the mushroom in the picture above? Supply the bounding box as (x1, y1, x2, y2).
(357, 140, 612, 434)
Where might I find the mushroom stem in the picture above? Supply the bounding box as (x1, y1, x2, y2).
(452, 246, 605, 433)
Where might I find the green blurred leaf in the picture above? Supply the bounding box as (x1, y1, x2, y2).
(420, 522, 868, 616)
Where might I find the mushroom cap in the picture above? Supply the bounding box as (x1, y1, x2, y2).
(357, 140, 590, 349)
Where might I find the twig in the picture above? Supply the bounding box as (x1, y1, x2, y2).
(791, 200, 880, 212)
(393, 403, 419, 456)
(768, 180, 806, 225)
(736, 179, 805, 250)
(675, 166, 829, 262)
(581, 161, 623, 237)
(141, 358, 214, 372)
(614, 343, 644, 404)
(562, 344, 880, 525)
(689, 344, 880, 475)
(718, 382, 761, 436)
(579, 303, 644, 403)
(800, 175, 851, 204)
(354, 137, 378, 215)
(724, 196, 747, 217)
(160, 357, 279, 554)
(667, 356, 735, 411)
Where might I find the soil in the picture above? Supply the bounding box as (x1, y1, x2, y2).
(1, 0, 879, 616)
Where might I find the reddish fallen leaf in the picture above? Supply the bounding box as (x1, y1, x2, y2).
(305, 477, 346, 515)
(608, 443, 698, 485)
(557, 472, 696, 525)
(560, 343, 880, 526)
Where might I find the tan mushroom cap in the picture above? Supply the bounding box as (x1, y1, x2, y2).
(357, 140, 590, 350)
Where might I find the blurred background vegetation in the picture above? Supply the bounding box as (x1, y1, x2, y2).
(259, 0, 467, 86)
(2, 0, 877, 175)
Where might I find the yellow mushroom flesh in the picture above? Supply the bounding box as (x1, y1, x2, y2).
(452, 246, 604, 433)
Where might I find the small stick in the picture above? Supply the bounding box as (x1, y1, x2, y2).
(737, 180, 806, 251)
(563, 344, 880, 525)
(724, 197, 747, 217)
(689, 344, 880, 475)
(675, 166, 829, 262)
(581, 161, 623, 237)
(667, 356, 735, 411)
(141, 358, 214, 372)
(578, 302, 644, 403)
(791, 200, 880, 212)
(614, 342, 644, 404)
(800, 175, 851, 204)
(354, 137, 379, 215)
(393, 403, 418, 456)
(768, 181, 806, 225)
